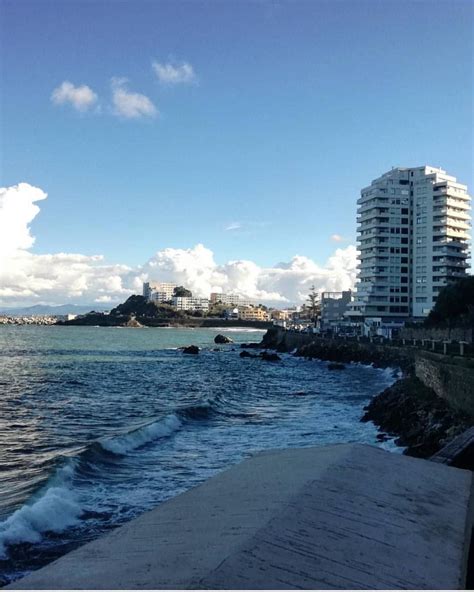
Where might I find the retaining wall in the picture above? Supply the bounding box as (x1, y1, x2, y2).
(415, 351, 474, 419)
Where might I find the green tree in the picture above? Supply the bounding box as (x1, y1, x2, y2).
(306, 285, 320, 321)
(426, 277, 474, 326)
(173, 286, 192, 297)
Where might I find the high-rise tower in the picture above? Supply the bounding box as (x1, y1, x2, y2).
(349, 166, 470, 323)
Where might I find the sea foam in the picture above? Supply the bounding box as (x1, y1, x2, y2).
(0, 462, 82, 558)
(99, 414, 182, 455)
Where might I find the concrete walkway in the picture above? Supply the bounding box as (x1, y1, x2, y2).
(8, 444, 473, 590)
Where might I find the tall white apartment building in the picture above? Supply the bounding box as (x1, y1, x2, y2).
(172, 297, 209, 312)
(143, 282, 177, 302)
(349, 166, 470, 322)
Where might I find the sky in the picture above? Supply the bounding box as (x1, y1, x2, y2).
(0, 0, 472, 306)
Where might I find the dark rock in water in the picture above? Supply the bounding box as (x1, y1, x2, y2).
(293, 391, 307, 396)
(240, 350, 258, 358)
(362, 377, 470, 458)
(376, 433, 390, 442)
(182, 345, 200, 355)
(328, 362, 345, 370)
(240, 342, 261, 349)
(214, 334, 233, 344)
(260, 351, 281, 362)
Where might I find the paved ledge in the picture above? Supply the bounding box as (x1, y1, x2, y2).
(8, 444, 473, 590)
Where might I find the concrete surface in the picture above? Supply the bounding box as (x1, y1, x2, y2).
(8, 443, 473, 590)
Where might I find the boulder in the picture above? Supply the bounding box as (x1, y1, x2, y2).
(183, 345, 200, 355)
(240, 350, 258, 358)
(214, 334, 233, 344)
(260, 351, 281, 362)
(328, 362, 346, 370)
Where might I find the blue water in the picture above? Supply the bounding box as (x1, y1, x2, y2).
(0, 325, 398, 584)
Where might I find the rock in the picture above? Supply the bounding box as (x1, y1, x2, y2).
(260, 351, 281, 362)
(182, 345, 200, 355)
(240, 342, 260, 349)
(328, 363, 346, 370)
(214, 334, 233, 344)
(240, 350, 258, 358)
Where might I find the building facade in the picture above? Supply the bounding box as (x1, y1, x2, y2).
(143, 282, 177, 302)
(171, 297, 210, 312)
(210, 292, 254, 307)
(238, 306, 270, 322)
(349, 166, 470, 324)
(320, 291, 352, 328)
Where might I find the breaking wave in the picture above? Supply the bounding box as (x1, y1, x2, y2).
(0, 461, 82, 559)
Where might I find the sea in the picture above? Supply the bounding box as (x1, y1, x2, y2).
(0, 325, 400, 585)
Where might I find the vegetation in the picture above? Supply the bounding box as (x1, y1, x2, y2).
(173, 286, 192, 297)
(425, 277, 474, 327)
(110, 295, 182, 319)
(306, 285, 320, 321)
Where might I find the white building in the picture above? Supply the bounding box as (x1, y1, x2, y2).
(143, 282, 177, 302)
(172, 297, 210, 312)
(348, 166, 470, 324)
(210, 292, 254, 307)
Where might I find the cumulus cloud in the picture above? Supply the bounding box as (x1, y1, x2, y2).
(152, 61, 197, 85)
(51, 81, 98, 112)
(0, 183, 358, 308)
(111, 78, 157, 119)
(331, 233, 346, 242)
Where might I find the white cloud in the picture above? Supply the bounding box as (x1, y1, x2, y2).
(225, 222, 242, 231)
(152, 61, 197, 85)
(0, 183, 358, 308)
(330, 234, 346, 242)
(51, 81, 98, 112)
(111, 78, 157, 119)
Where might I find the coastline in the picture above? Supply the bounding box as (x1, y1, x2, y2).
(254, 327, 473, 458)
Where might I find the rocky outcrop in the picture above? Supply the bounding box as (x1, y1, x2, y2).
(182, 345, 200, 355)
(260, 351, 281, 362)
(361, 377, 470, 458)
(214, 334, 233, 344)
(240, 351, 258, 358)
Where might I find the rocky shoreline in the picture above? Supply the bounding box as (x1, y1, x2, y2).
(256, 327, 472, 458)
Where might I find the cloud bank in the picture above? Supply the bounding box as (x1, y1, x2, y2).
(0, 183, 357, 307)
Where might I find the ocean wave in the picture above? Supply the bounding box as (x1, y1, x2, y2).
(0, 461, 82, 559)
(99, 414, 182, 455)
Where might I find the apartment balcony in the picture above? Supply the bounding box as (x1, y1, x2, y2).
(432, 207, 471, 220)
(433, 196, 471, 211)
(432, 217, 470, 231)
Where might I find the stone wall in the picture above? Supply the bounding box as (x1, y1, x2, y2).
(415, 351, 474, 419)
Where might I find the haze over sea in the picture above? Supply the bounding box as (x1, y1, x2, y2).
(0, 326, 398, 584)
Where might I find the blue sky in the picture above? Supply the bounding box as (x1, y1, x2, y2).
(1, 0, 473, 270)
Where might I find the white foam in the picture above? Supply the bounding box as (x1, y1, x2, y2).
(0, 462, 82, 558)
(100, 414, 181, 455)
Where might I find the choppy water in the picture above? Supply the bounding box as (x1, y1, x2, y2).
(0, 325, 399, 584)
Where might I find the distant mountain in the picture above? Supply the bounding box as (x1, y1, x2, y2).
(0, 304, 114, 316)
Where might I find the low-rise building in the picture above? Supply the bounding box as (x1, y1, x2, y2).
(238, 306, 270, 322)
(320, 291, 352, 329)
(172, 297, 210, 312)
(210, 292, 254, 307)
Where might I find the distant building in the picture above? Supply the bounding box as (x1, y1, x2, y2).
(320, 291, 352, 329)
(210, 292, 254, 307)
(172, 297, 210, 312)
(238, 306, 270, 322)
(270, 309, 290, 321)
(143, 282, 177, 302)
(347, 166, 471, 327)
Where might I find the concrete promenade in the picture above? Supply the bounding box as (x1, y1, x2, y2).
(9, 444, 473, 590)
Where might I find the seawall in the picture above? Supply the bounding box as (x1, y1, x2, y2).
(7, 444, 473, 590)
